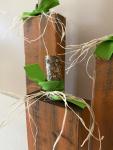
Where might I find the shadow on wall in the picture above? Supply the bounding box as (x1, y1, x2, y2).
(70, 0, 113, 100)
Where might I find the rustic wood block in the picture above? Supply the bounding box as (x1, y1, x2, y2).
(24, 14, 85, 150)
(24, 14, 65, 94)
(91, 58, 113, 150)
(35, 101, 81, 150)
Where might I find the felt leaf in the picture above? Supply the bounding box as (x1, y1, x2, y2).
(22, 0, 59, 20)
(24, 64, 46, 84)
(50, 95, 86, 109)
(39, 80, 64, 91)
(37, 0, 59, 13)
(103, 36, 113, 42)
(95, 41, 113, 60)
(66, 97, 86, 109)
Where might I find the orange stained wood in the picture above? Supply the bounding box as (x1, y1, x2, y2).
(91, 58, 113, 150)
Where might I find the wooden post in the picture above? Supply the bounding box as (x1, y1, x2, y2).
(24, 14, 65, 93)
(24, 14, 83, 150)
(91, 58, 113, 150)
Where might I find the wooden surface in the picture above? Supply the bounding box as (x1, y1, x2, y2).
(78, 101, 91, 150)
(24, 14, 84, 150)
(24, 14, 65, 94)
(35, 101, 81, 150)
(91, 58, 113, 150)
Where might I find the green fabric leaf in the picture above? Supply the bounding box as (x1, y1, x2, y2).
(24, 64, 46, 84)
(103, 36, 113, 42)
(66, 97, 86, 109)
(50, 95, 86, 109)
(95, 36, 113, 60)
(24, 63, 86, 109)
(22, 0, 59, 20)
(37, 0, 59, 13)
(39, 80, 64, 91)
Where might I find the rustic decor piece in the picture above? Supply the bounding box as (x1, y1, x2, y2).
(24, 11, 87, 150)
(24, 14, 84, 150)
(23, 1, 112, 150)
(1, 1, 113, 150)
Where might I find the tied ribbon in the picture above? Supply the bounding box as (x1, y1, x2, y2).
(95, 36, 113, 60)
(24, 64, 86, 109)
(22, 0, 60, 20)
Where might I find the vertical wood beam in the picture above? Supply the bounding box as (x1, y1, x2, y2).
(24, 14, 83, 150)
(91, 58, 113, 150)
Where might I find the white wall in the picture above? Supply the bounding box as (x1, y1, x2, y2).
(0, 94, 28, 150)
(0, 0, 34, 150)
(0, 0, 113, 150)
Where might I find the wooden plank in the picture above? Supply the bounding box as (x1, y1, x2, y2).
(91, 58, 113, 150)
(24, 14, 83, 150)
(24, 14, 65, 93)
(36, 101, 81, 150)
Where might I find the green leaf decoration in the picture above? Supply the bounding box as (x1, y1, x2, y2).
(37, 0, 60, 13)
(24, 64, 46, 84)
(22, 0, 60, 20)
(95, 36, 113, 60)
(39, 80, 64, 91)
(50, 95, 86, 109)
(24, 63, 86, 109)
(102, 36, 113, 42)
(66, 97, 86, 109)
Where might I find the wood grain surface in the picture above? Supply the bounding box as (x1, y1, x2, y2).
(91, 58, 113, 150)
(24, 14, 83, 150)
(35, 101, 81, 150)
(24, 14, 65, 94)
(78, 101, 91, 150)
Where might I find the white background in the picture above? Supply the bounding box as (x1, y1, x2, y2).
(0, 0, 113, 150)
